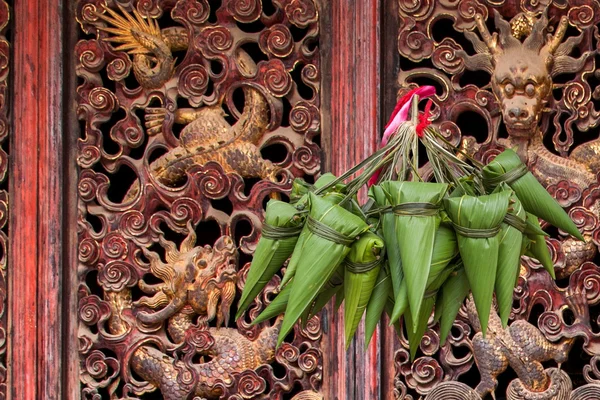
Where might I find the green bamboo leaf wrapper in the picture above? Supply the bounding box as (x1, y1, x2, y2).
(493, 184, 526, 327)
(435, 266, 470, 345)
(449, 176, 477, 198)
(405, 262, 457, 359)
(280, 192, 344, 287)
(278, 192, 369, 346)
(525, 212, 556, 279)
(482, 149, 584, 241)
(369, 185, 404, 302)
(444, 191, 510, 336)
(344, 232, 385, 347)
(237, 200, 305, 319)
(381, 181, 449, 326)
(389, 224, 458, 324)
(364, 265, 392, 348)
(290, 178, 313, 204)
(251, 282, 292, 325)
(307, 266, 344, 319)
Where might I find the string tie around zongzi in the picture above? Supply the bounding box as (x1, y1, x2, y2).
(393, 202, 439, 217)
(484, 163, 528, 191)
(261, 223, 304, 239)
(344, 257, 383, 274)
(503, 213, 527, 233)
(325, 273, 344, 289)
(451, 223, 501, 238)
(306, 216, 356, 246)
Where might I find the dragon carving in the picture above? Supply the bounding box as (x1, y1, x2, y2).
(96, 6, 279, 203)
(105, 223, 283, 399)
(458, 9, 599, 278)
(465, 293, 586, 399)
(424, 9, 600, 399)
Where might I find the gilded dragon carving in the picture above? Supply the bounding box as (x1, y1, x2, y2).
(394, 2, 600, 398)
(465, 292, 586, 399)
(77, 0, 323, 398)
(104, 223, 284, 399)
(80, 212, 317, 398)
(459, 9, 598, 278)
(96, 5, 279, 204)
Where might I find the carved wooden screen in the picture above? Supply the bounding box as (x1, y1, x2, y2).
(74, 0, 324, 399)
(384, 1, 600, 398)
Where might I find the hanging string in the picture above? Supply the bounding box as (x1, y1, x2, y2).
(415, 99, 433, 138)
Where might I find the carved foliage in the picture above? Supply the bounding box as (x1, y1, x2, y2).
(76, 0, 322, 398)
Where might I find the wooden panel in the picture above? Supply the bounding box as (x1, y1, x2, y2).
(320, 0, 381, 398)
(10, 0, 64, 398)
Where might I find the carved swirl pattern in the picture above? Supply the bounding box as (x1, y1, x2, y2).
(395, 0, 600, 397)
(0, 1, 8, 398)
(75, 0, 322, 398)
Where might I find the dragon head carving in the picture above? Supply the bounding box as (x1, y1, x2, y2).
(459, 10, 588, 139)
(135, 222, 238, 328)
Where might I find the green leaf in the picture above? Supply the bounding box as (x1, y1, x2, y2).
(237, 200, 304, 319)
(343, 232, 385, 347)
(364, 265, 392, 348)
(482, 148, 584, 241)
(444, 191, 510, 336)
(389, 224, 458, 325)
(381, 181, 449, 326)
(493, 185, 525, 327)
(278, 193, 369, 346)
(251, 282, 292, 326)
(524, 212, 556, 279)
(436, 266, 470, 345)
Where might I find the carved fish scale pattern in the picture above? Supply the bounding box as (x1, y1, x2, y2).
(393, 1, 600, 398)
(75, 0, 323, 398)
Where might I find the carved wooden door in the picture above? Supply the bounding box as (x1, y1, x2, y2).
(6, 0, 600, 399)
(8, 0, 381, 399)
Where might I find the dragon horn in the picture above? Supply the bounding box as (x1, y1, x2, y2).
(546, 16, 569, 55)
(474, 13, 500, 56)
(136, 296, 184, 324)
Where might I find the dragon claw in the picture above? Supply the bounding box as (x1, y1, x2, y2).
(145, 107, 167, 135)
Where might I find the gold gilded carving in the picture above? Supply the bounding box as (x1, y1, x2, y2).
(94, 6, 279, 202)
(95, 4, 188, 89)
(466, 293, 585, 399)
(76, 0, 322, 398)
(395, 2, 600, 398)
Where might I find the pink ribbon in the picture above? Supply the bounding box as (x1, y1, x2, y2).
(368, 85, 436, 187)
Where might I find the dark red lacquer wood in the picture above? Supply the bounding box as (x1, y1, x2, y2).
(10, 0, 65, 398)
(321, 0, 381, 398)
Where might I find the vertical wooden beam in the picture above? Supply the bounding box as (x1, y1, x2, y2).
(321, 0, 381, 398)
(381, 1, 400, 398)
(10, 0, 40, 397)
(10, 0, 65, 398)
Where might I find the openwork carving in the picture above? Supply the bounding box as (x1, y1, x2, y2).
(395, 1, 600, 398)
(75, 0, 322, 398)
(0, 1, 8, 398)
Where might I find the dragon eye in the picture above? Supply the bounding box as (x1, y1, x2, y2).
(504, 83, 515, 96)
(525, 83, 535, 97)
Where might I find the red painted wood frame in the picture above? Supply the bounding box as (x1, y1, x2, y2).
(8, 0, 388, 398)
